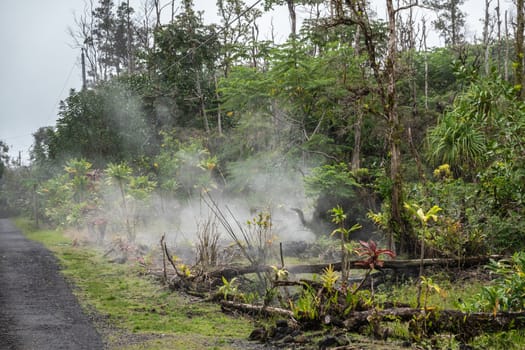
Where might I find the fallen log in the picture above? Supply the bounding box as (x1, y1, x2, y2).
(207, 255, 502, 279)
(343, 307, 525, 341)
(220, 300, 294, 318)
(289, 255, 502, 274)
(208, 265, 273, 280)
(220, 300, 525, 341)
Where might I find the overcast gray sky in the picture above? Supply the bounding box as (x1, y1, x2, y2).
(0, 0, 512, 165)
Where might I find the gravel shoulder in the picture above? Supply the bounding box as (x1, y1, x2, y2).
(0, 218, 104, 350)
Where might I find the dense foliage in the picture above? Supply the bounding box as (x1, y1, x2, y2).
(2, 0, 525, 259)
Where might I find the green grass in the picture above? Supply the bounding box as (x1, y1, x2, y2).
(14, 218, 254, 349)
(384, 273, 486, 310)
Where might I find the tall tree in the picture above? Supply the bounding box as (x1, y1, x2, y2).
(216, 0, 262, 76)
(70, 0, 140, 83)
(264, 0, 298, 38)
(334, 0, 417, 255)
(92, 0, 116, 79)
(114, 1, 136, 75)
(50, 89, 120, 165)
(30, 127, 55, 166)
(69, 0, 101, 84)
(150, 1, 220, 132)
(424, 0, 466, 46)
(0, 140, 8, 179)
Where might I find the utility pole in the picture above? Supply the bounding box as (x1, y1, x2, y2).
(81, 47, 87, 90)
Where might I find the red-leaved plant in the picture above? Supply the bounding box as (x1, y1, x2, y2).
(352, 240, 396, 295)
(354, 240, 396, 270)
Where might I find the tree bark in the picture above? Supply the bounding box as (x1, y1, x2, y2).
(342, 0, 415, 255)
(385, 0, 406, 254)
(351, 25, 362, 171)
(483, 0, 492, 76)
(344, 308, 525, 341)
(516, 0, 524, 99)
(505, 10, 510, 81)
(287, 0, 297, 38)
(221, 300, 294, 318)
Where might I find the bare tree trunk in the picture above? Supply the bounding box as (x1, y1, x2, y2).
(251, 24, 259, 69)
(496, 0, 502, 75)
(154, 0, 161, 28)
(127, 0, 133, 74)
(386, 0, 403, 253)
(215, 75, 223, 135)
(351, 25, 362, 171)
(422, 17, 429, 110)
(451, 0, 458, 46)
(516, 0, 524, 99)
(286, 0, 297, 38)
(351, 107, 363, 171)
(483, 0, 492, 76)
(505, 10, 510, 81)
(200, 87, 210, 134)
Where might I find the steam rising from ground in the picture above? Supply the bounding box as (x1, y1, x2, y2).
(132, 165, 318, 251)
(55, 84, 323, 258)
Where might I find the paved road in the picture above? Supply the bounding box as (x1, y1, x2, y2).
(0, 219, 104, 349)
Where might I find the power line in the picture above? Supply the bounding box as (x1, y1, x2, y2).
(44, 58, 78, 126)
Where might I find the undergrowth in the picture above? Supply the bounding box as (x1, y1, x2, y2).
(15, 217, 525, 350)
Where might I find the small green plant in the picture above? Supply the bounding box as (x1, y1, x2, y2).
(105, 162, 155, 242)
(270, 265, 289, 281)
(404, 202, 442, 308)
(420, 276, 447, 310)
(218, 276, 239, 301)
(330, 205, 362, 282)
(320, 264, 339, 291)
(464, 252, 525, 314)
(290, 284, 320, 322)
(289, 265, 346, 325)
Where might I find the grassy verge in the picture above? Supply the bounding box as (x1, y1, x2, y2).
(14, 218, 254, 350)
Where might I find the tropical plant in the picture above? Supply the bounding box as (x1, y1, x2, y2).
(404, 202, 442, 307)
(105, 162, 155, 241)
(290, 283, 320, 322)
(420, 276, 447, 310)
(470, 252, 525, 314)
(330, 205, 362, 282)
(353, 240, 396, 298)
(218, 276, 239, 301)
(426, 74, 520, 179)
(64, 158, 93, 203)
(354, 240, 397, 271)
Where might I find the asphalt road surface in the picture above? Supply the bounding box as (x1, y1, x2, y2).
(0, 219, 103, 349)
